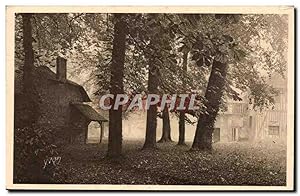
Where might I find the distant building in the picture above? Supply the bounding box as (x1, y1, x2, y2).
(213, 93, 250, 142)
(14, 57, 107, 144)
(213, 74, 287, 143)
(248, 74, 287, 142)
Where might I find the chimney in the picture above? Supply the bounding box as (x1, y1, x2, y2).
(56, 57, 67, 82)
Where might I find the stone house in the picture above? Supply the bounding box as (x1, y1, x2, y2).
(14, 57, 107, 144)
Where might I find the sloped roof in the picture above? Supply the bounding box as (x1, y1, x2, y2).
(15, 66, 91, 102)
(71, 103, 108, 122)
(49, 78, 91, 102)
(37, 66, 91, 102)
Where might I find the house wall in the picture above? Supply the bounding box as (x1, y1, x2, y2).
(250, 79, 287, 142)
(36, 82, 84, 126)
(213, 74, 287, 143)
(32, 70, 89, 143)
(252, 107, 287, 142)
(214, 101, 250, 142)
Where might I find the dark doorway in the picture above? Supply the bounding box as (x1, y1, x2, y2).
(213, 128, 220, 142)
(232, 127, 239, 141)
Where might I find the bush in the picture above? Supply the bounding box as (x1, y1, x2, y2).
(14, 124, 61, 183)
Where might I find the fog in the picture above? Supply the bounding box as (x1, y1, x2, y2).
(87, 111, 198, 143)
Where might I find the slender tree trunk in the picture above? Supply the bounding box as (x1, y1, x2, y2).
(22, 13, 34, 92)
(158, 107, 172, 143)
(100, 122, 104, 143)
(178, 111, 186, 145)
(191, 59, 228, 151)
(107, 14, 127, 158)
(177, 51, 188, 145)
(143, 61, 159, 149)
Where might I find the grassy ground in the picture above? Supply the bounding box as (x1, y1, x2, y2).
(55, 140, 286, 185)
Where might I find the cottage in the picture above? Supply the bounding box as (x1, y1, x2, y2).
(14, 57, 107, 144)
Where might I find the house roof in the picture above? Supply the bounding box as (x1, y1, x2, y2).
(71, 103, 108, 122)
(49, 79, 91, 102)
(37, 66, 91, 102)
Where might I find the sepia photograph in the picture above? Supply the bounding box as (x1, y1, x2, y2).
(5, 6, 295, 191)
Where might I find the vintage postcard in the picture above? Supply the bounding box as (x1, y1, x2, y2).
(6, 6, 295, 191)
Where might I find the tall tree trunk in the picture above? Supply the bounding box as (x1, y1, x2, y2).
(191, 59, 228, 151)
(20, 13, 40, 127)
(178, 111, 186, 145)
(20, 14, 45, 183)
(158, 107, 172, 143)
(22, 13, 34, 92)
(143, 61, 159, 149)
(107, 14, 127, 158)
(178, 51, 188, 145)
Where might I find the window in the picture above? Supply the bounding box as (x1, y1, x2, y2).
(268, 126, 280, 136)
(249, 116, 253, 128)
